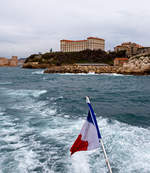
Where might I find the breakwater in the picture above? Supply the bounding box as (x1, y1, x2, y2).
(44, 65, 118, 74)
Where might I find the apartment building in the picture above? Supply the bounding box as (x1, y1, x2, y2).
(60, 37, 105, 52)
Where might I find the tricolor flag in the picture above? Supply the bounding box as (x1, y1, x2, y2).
(70, 97, 101, 155)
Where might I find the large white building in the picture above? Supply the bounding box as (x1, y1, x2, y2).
(60, 37, 105, 52)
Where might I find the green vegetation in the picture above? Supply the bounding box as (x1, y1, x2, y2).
(25, 49, 126, 66)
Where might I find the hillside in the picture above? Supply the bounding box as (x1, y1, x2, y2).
(24, 49, 126, 67)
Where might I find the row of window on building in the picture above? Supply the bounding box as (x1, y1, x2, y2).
(60, 37, 105, 52)
(60, 37, 150, 57)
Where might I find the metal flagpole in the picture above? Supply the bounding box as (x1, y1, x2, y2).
(86, 96, 112, 173)
(100, 139, 112, 173)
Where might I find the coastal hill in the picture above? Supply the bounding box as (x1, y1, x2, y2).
(23, 49, 150, 75)
(23, 49, 126, 68)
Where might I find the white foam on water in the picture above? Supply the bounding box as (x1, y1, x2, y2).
(2, 134, 20, 143)
(12, 98, 57, 119)
(41, 114, 150, 173)
(0, 81, 12, 85)
(4, 89, 47, 98)
(32, 70, 44, 75)
(32, 90, 47, 97)
(95, 117, 150, 173)
(50, 96, 63, 101)
(15, 148, 40, 172)
(71, 152, 91, 173)
(0, 113, 43, 172)
(0, 112, 4, 115)
(64, 115, 70, 118)
(58, 72, 132, 76)
(0, 117, 26, 149)
(87, 72, 98, 75)
(59, 72, 98, 75)
(0, 107, 5, 115)
(1, 103, 149, 173)
(100, 73, 133, 77)
(42, 107, 57, 117)
(15, 99, 46, 110)
(1, 86, 149, 172)
(100, 73, 124, 76)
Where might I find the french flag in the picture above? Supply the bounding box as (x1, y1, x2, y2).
(70, 97, 101, 155)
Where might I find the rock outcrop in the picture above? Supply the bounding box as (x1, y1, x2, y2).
(117, 56, 150, 75)
(22, 62, 51, 69)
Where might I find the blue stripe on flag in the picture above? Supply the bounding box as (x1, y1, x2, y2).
(87, 103, 102, 139)
(87, 111, 94, 125)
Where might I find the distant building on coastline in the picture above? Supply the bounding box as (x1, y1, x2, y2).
(18, 58, 26, 66)
(0, 56, 18, 67)
(60, 37, 105, 52)
(136, 47, 150, 55)
(114, 42, 143, 56)
(114, 58, 129, 66)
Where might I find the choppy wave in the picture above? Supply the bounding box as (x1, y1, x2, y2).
(0, 81, 12, 85)
(5, 89, 47, 98)
(32, 70, 44, 75)
(0, 67, 150, 172)
(0, 107, 5, 116)
(1, 94, 150, 172)
(5, 89, 56, 117)
(1, 86, 150, 172)
(67, 117, 150, 173)
(40, 114, 150, 173)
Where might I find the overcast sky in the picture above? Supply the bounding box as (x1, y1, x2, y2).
(0, 0, 150, 58)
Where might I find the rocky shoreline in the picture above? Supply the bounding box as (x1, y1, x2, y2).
(44, 65, 150, 75)
(23, 55, 150, 75)
(44, 65, 118, 74)
(22, 62, 51, 69)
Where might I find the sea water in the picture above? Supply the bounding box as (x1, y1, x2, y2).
(0, 67, 150, 173)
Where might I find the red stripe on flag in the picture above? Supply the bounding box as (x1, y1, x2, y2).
(70, 134, 88, 155)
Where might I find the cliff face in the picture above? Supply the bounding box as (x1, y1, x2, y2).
(117, 56, 150, 75)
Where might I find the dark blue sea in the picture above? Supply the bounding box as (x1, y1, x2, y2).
(0, 67, 150, 173)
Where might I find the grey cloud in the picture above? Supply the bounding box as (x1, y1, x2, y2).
(0, 0, 150, 58)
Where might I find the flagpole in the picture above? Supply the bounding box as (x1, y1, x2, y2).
(86, 96, 112, 173)
(100, 139, 112, 173)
